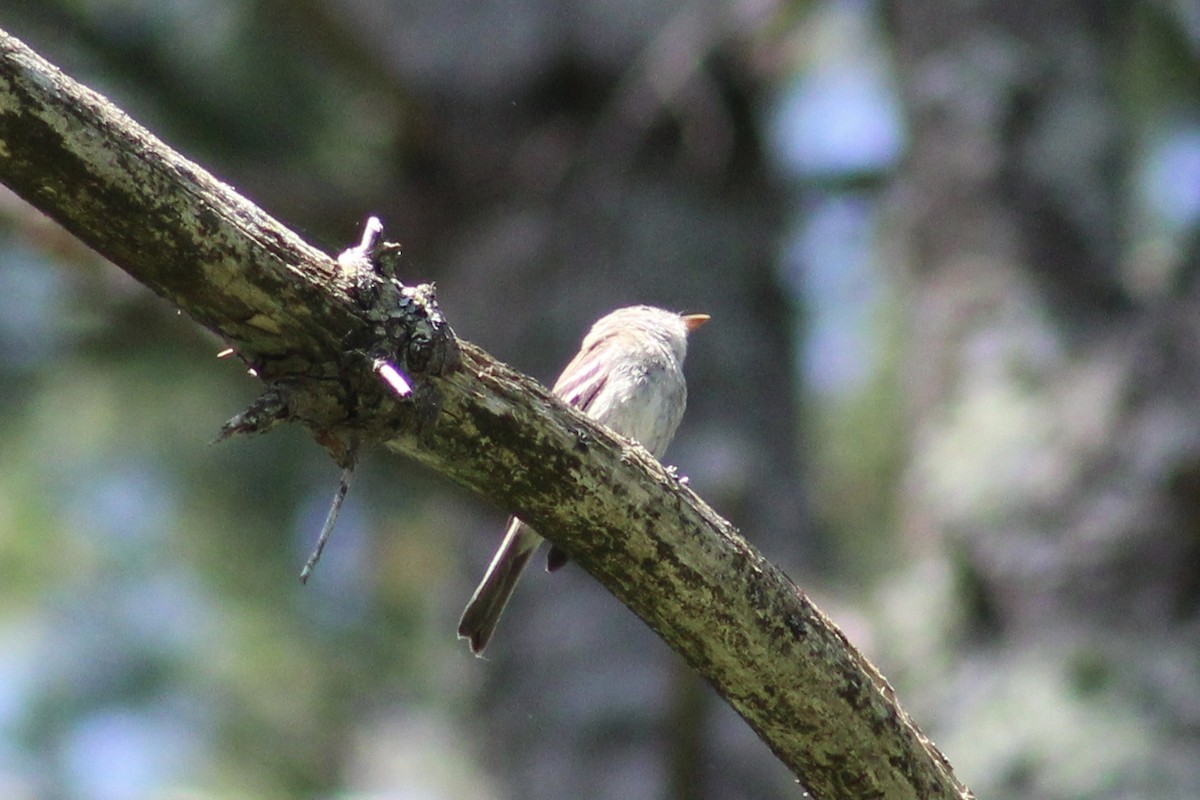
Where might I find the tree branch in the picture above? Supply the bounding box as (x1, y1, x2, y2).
(0, 27, 972, 800)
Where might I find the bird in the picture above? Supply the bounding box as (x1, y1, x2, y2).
(458, 305, 709, 655)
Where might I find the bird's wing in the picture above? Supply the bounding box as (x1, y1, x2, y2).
(551, 348, 608, 411)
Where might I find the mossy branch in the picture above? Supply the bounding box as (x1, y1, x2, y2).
(0, 27, 971, 800)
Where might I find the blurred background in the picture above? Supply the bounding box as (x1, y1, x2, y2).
(1, 0, 1199, 798)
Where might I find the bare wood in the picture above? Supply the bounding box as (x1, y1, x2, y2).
(0, 28, 972, 800)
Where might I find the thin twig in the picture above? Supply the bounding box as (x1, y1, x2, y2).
(300, 460, 357, 583)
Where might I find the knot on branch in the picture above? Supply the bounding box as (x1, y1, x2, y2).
(337, 217, 460, 402)
(220, 217, 460, 443)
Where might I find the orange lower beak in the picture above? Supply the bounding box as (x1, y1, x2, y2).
(682, 313, 711, 332)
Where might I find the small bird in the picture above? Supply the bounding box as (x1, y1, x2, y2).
(458, 305, 709, 655)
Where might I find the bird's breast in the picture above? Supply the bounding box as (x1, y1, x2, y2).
(586, 357, 686, 459)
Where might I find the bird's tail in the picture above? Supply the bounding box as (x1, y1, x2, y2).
(458, 519, 542, 655)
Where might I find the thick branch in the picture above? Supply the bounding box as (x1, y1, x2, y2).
(0, 28, 971, 800)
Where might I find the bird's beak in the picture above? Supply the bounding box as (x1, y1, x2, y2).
(682, 313, 711, 332)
